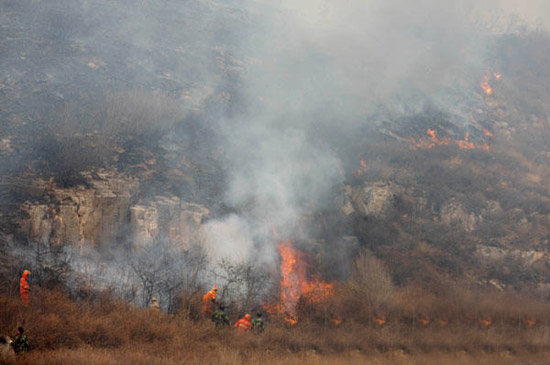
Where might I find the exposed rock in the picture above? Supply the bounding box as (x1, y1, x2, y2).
(179, 202, 210, 248)
(343, 181, 404, 218)
(15, 169, 211, 251)
(484, 200, 503, 215)
(477, 278, 506, 291)
(400, 194, 428, 219)
(475, 244, 549, 266)
(340, 186, 355, 216)
(17, 171, 139, 247)
(439, 200, 481, 232)
(130, 205, 159, 246)
(0, 138, 13, 154)
(130, 196, 209, 249)
(343, 181, 483, 233)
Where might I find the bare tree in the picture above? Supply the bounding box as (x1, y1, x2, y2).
(241, 261, 270, 312)
(181, 241, 209, 292)
(213, 257, 270, 313)
(131, 240, 211, 313)
(130, 240, 185, 310)
(32, 241, 73, 289)
(174, 242, 209, 317)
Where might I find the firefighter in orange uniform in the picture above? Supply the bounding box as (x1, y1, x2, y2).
(20, 270, 31, 306)
(202, 285, 218, 317)
(235, 313, 252, 334)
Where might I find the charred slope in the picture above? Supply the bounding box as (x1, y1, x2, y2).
(329, 31, 550, 290)
(0, 0, 244, 208)
(1, 0, 550, 294)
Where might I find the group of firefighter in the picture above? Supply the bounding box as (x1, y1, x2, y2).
(19, 269, 263, 327)
(14, 271, 263, 356)
(202, 285, 265, 333)
(152, 285, 265, 332)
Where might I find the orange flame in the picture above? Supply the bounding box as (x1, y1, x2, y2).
(457, 132, 475, 150)
(279, 240, 301, 314)
(469, 108, 494, 137)
(523, 318, 536, 327)
(480, 71, 501, 95)
(372, 314, 387, 328)
(409, 129, 450, 149)
(410, 129, 490, 151)
(480, 74, 493, 95)
(478, 317, 492, 328)
(418, 314, 431, 327)
(352, 159, 368, 177)
(285, 312, 298, 326)
(264, 241, 334, 325)
(330, 316, 342, 326)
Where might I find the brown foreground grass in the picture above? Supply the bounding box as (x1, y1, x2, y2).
(16, 348, 550, 365)
(2, 289, 550, 364)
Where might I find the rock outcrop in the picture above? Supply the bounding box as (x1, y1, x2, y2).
(130, 197, 209, 249)
(342, 181, 481, 232)
(475, 244, 549, 266)
(439, 200, 481, 232)
(341, 181, 404, 218)
(17, 172, 139, 247)
(16, 171, 209, 250)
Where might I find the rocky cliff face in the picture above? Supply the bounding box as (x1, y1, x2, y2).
(341, 181, 405, 218)
(17, 171, 138, 247)
(342, 180, 482, 232)
(438, 200, 481, 233)
(130, 197, 209, 249)
(15, 171, 209, 250)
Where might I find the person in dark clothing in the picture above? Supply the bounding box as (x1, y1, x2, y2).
(11, 327, 29, 354)
(251, 313, 264, 333)
(211, 304, 230, 328)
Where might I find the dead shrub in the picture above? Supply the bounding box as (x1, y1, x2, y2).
(175, 290, 203, 321)
(3, 279, 550, 362)
(341, 250, 395, 322)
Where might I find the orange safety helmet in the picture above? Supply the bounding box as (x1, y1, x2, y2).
(212, 285, 219, 291)
(244, 314, 251, 320)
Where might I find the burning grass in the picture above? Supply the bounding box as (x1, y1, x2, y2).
(264, 241, 334, 325)
(3, 281, 550, 364)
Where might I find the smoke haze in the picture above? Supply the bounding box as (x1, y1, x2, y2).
(2, 0, 550, 305)
(205, 0, 546, 258)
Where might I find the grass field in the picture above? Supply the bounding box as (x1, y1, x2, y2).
(3, 289, 550, 364)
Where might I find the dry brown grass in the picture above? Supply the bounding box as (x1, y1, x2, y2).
(3, 286, 550, 364)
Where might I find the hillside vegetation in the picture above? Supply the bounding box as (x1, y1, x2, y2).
(3, 1, 550, 363)
(2, 282, 550, 364)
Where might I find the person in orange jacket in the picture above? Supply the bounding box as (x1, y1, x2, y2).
(234, 313, 251, 334)
(202, 285, 218, 317)
(19, 270, 30, 307)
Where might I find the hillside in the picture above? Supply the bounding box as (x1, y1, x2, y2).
(2, 1, 550, 363)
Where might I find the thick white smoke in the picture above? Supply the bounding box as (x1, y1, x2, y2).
(204, 0, 549, 264)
